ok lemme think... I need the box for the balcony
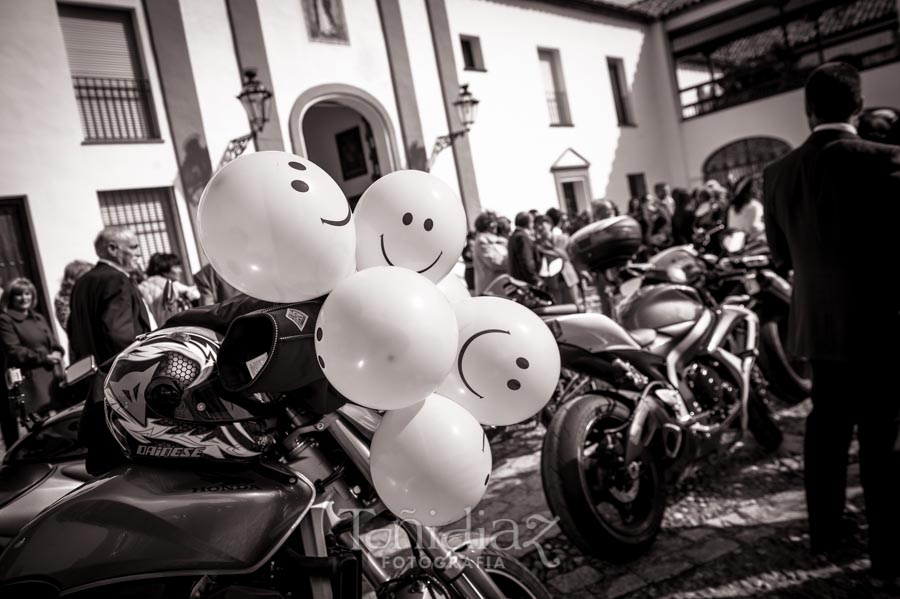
[72,76,160,141]
[546,91,573,126]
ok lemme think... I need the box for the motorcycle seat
[533,304,580,317]
[627,328,657,347]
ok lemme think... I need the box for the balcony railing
[546,91,572,125]
[680,41,900,119]
[72,76,159,141]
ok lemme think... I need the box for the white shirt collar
[99,258,131,277]
[813,122,857,135]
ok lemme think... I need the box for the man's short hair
[805,62,862,123]
[94,226,136,259]
[514,211,532,228]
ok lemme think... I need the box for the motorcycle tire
[747,391,783,452]
[758,318,811,404]
[479,547,553,599]
[541,393,665,561]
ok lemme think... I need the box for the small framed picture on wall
[336,126,367,180]
[302,0,349,44]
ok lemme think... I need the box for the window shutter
[58,4,143,79]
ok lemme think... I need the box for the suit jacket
[763,129,900,360]
[508,229,541,286]
[67,262,152,363]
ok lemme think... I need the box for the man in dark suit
[508,211,541,286]
[67,226,153,364]
[763,62,900,585]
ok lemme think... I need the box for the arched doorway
[703,136,791,188]
[289,84,399,209]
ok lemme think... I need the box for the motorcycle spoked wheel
[478,547,553,599]
[758,316,811,404]
[541,393,665,561]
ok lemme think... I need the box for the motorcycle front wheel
[541,393,665,561]
[479,547,552,599]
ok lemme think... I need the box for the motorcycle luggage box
[0,463,315,594]
[568,216,642,271]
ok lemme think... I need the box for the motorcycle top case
[568,216,642,271]
[0,463,315,593]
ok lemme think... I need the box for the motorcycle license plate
[744,275,760,295]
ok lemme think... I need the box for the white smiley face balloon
[198,151,356,302]
[354,170,467,283]
[371,394,493,526]
[436,296,561,426]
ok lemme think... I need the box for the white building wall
[254,0,404,172]
[441,0,676,217]
[398,0,464,197]
[180,0,248,171]
[0,0,185,346]
[679,61,900,187]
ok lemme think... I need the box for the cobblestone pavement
[364,399,899,598]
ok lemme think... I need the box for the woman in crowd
[54,259,93,330]
[472,211,508,295]
[727,175,765,237]
[0,279,17,448]
[139,253,200,327]
[496,216,512,239]
[0,278,64,418]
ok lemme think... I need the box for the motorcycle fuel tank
[552,313,640,353]
[618,284,706,333]
[0,462,315,593]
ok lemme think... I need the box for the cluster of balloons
[199,151,560,526]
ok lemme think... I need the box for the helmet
[104,326,276,462]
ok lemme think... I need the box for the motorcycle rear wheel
[747,390,783,452]
[758,317,811,404]
[541,393,665,561]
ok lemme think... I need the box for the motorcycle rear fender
[0,463,316,594]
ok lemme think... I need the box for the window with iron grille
[58,4,159,142]
[538,48,573,126]
[98,188,186,271]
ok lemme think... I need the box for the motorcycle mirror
[64,355,97,387]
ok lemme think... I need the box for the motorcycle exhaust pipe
[661,423,683,459]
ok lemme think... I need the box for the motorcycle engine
[683,357,740,424]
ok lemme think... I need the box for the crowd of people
[0,226,240,449]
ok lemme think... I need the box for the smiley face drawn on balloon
[379,211,443,274]
[457,328,531,399]
[288,161,352,227]
[354,170,467,283]
[436,296,561,426]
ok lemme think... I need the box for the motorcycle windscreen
[0,463,315,592]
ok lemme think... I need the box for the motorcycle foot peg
[661,423,683,459]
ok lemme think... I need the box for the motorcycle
[0,355,550,598]
[634,226,810,403]
[540,217,782,560]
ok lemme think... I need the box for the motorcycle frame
[624,304,759,466]
[293,415,508,599]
